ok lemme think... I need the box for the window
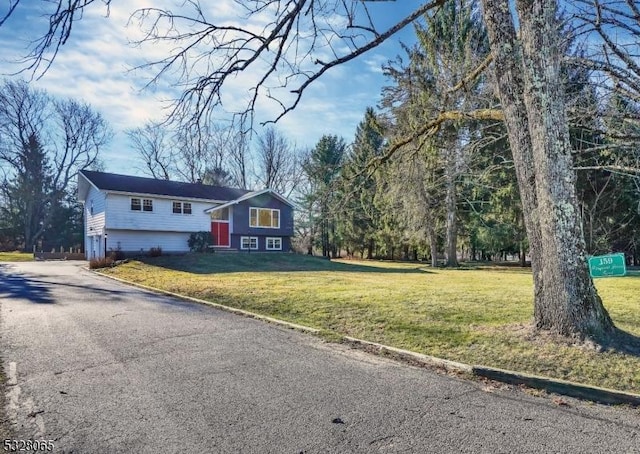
[90,199,94,215]
[241,236,258,250]
[266,237,282,251]
[173,201,193,215]
[211,207,229,220]
[249,207,280,228]
[132,198,153,212]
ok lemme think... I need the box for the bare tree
[1,1,113,77]
[128,120,240,184]
[227,127,250,189]
[209,122,250,189]
[255,127,302,196]
[569,1,640,177]
[5,0,637,337]
[0,79,111,248]
[127,122,174,180]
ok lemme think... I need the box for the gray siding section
[229,193,293,252]
[232,194,294,237]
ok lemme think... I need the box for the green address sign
[588,253,627,278]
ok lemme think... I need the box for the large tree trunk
[482,0,613,337]
[482,0,544,306]
[517,0,612,335]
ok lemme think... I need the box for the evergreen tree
[303,135,345,257]
[1,133,53,249]
[339,108,384,258]
[380,0,490,266]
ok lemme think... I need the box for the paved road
[1,261,639,453]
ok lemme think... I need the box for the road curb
[472,366,640,406]
[94,269,640,407]
[341,336,473,374]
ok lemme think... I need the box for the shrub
[108,249,126,261]
[89,256,114,269]
[188,231,214,252]
[148,246,163,257]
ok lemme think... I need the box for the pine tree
[4,133,53,249]
[303,135,345,257]
[339,108,384,257]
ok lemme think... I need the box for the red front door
[211,221,230,247]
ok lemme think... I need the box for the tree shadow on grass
[596,328,640,357]
[137,253,435,275]
[0,264,55,304]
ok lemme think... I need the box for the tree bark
[516,0,613,335]
[482,0,613,337]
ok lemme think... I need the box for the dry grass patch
[0,251,33,262]
[101,254,640,393]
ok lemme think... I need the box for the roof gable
[80,170,251,201]
[204,188,298,213]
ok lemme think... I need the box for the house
[77,170,295,259]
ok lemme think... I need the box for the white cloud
[0,0,403,176]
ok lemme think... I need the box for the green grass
[102,253,640,394]
[0,251,33,262]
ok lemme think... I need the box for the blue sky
[0,1,420,177]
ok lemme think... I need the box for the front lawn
[101,254,640,394]
[0,252,33,262]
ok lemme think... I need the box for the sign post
[588,253,627,278]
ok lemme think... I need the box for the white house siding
[106,230,192,253]
[106,194,212,232]
[85,185,106,259]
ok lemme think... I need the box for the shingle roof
[80,170,251,201]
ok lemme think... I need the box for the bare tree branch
[574,165,640,175]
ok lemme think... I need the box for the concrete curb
[472,366,640,406]
[341,336,473,374]
[94,269,640,407]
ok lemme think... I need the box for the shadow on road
[0,264,55,304]
[22,278,136,301]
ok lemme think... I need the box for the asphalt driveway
[1,261,639,453]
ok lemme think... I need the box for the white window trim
[130,197,142,211]
[172,201,183,214]
[266,237,282,251]
[240,236,258,250]
[131,197,153,212]
[172,201,193,215]
[142,198,154,212]
[249,207,281,229]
